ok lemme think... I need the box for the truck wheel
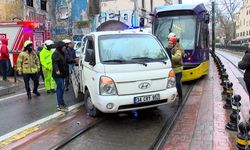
[76,92,84,102]
[84,90,101,117]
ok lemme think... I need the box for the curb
[0,80,24,97]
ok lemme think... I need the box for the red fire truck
[0,21,48,74]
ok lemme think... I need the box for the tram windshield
[154,15,196,50]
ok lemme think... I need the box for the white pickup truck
[71,31,177,117]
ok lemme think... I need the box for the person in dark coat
[238,40,250,99]
[52,41,68,111]
[62,39,78,91]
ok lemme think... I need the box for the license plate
[134,94,160,104]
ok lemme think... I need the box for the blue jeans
[54,77,65,105]
[175,72,183,100]
[0,60,8,80]
[68,64,74,75]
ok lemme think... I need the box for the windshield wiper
[103,59,148,66]
[103,59,127,63]
[132,57,167,65]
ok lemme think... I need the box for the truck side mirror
[85,49,96,66]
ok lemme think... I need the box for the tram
[152,3,210,81]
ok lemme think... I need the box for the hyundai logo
[138,82,151,89]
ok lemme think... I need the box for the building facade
[53,0,89,41]
[235,0,250,41]
[0,0,54,49]
[0,0,23,21]
[95,0,171,31]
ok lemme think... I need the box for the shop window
[243,31,245,36]
[41,0,47,11]
[26,0,33,7]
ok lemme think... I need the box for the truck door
[82,36,96,95]
[71,36,87,98]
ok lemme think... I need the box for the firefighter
[17,40,40,99]
[168,36,184,104]
[40,40,55,94]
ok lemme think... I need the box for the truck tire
[84,90,101,117]
[76,92,84,102]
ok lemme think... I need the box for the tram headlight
[167,70,176,89]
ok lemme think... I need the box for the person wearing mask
[238,40,250,104]
[167,36,184,104]
[52,41,68,111]
[40,40,55,94]
[17,40,40,99]
[62,39,78,91]
[0,38,10,81]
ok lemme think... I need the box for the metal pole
[212,1,215,54]
[134,0,139,27]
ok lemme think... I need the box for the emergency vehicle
[0,21,46,74]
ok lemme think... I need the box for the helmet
[24,40,32,48]
[44,40,54,46]
[168,37,177,44]
[168,32,176,39]
[62,39,71,44]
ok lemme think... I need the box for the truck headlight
[167,70,176,89]
[99,76,117,95]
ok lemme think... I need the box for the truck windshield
[153,15,196,50]
[98,34,168,63]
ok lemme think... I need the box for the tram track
[50,118,105,150]
[49,83,195,150]
[150,82,195,150]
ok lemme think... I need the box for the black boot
[33,91,41,96]
[27,93,32,100]
[50,89,56,93]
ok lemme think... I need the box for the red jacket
[0,38,9,61]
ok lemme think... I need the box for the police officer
[17,40,40,99]
[168,36,184,103]
[40,40,55,94]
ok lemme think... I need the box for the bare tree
[206,0,242,42]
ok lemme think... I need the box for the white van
[71,31,177,117]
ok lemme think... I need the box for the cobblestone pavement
[163,56,237,150]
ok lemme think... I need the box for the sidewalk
[162,56,242,150]
[0,76,23,97]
